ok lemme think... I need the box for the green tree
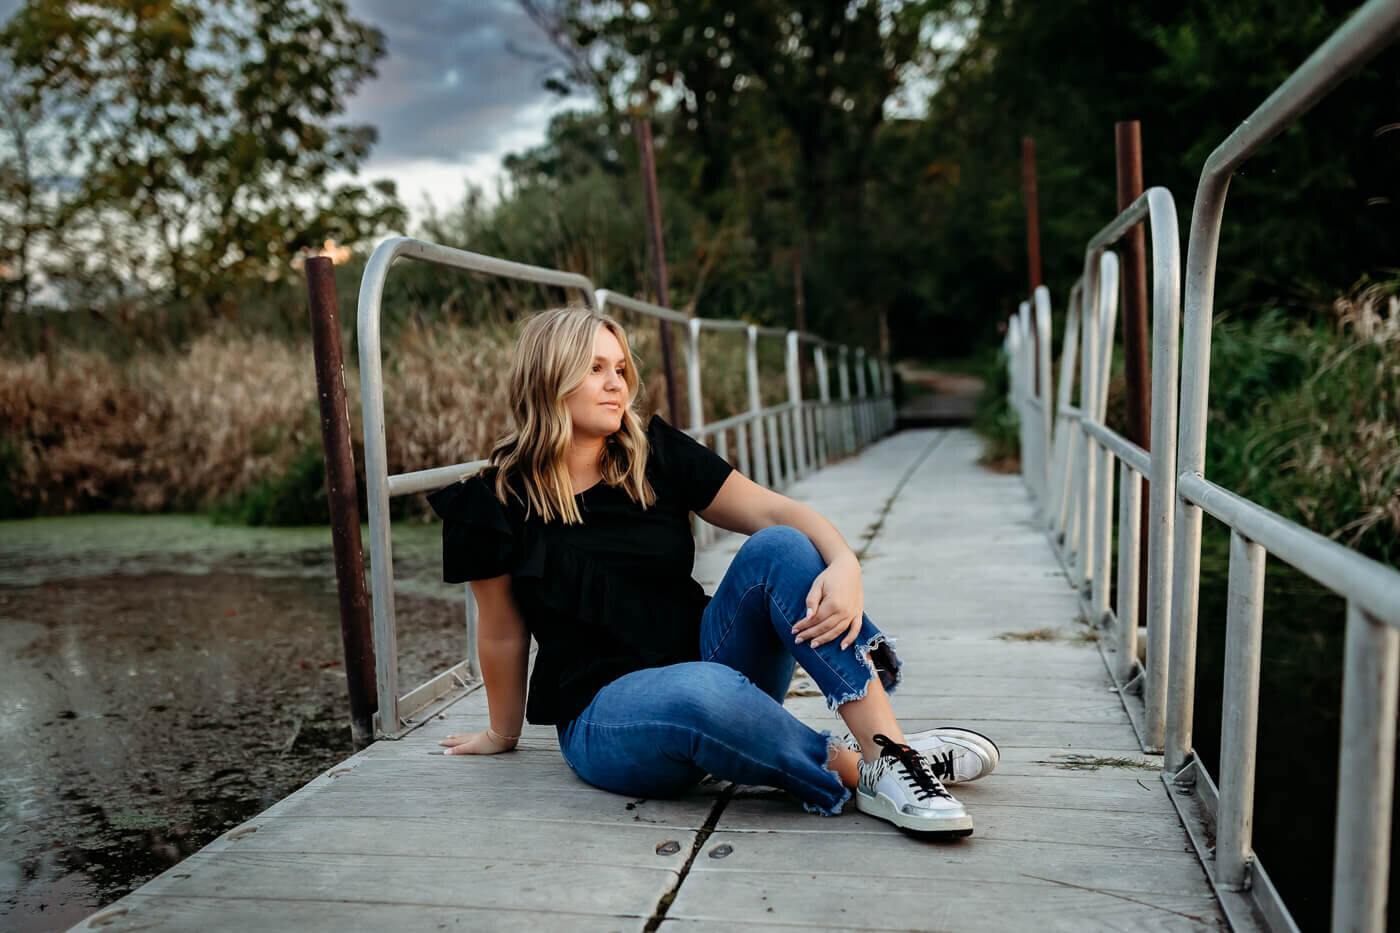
[886,0,1399,351]
[589,0,953,344]
[0,0,405,316]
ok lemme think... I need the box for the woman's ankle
[826,744,861,788]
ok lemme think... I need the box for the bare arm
[699,471,866,650]
[699,470,856,567]
[440,574,530,755]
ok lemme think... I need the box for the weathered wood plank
[124,851,678,916]
[784,693,1129,724]
[207,814,699,867]
[772,707,1147,751]
[100,895,644,933]
[261,779,709,828]
[687,830,1208,895]
[663,874,1224,932]
[715,798,1191,851]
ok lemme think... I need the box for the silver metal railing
[1006,3,1400,930]
[356,237,895,739]
[1010,187,1181,752]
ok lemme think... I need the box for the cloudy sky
[0,0,580,222]
[340,0,579,219]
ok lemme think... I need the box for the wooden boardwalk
[79,428,1225,931]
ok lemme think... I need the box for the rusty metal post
[1021,136,1043,293]
[1116,121,1152,628]
[635,118,680,423]
[1021,136,1043,384]
[305,256,377,750]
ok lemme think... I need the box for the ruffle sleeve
[425,473,519,583]
[646,414,735,512]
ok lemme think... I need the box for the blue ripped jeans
[556,525,902,815]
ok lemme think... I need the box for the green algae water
[0,515,462,931]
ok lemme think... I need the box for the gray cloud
[343,0,582,162]
[0,0,576,165]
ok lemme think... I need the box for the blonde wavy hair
[485,307,655,523]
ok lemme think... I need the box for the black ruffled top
[425,415,735,725]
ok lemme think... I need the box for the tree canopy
[0,0,404,317]
[431,0,1397,357]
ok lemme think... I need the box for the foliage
[0,314,770,523]
[0,0,405,316]
[897,0,1398,349]
[493,0,1398,358]
[1205,287,1400,565]
[972,351,1019,468]
[211,443,326,526]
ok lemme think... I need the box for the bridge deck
[81,429,1224,931]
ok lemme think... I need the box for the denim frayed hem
[800,731,853,816]
[824,631,903,713]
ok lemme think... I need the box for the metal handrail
[1009,4,1400,930]
[358,238,599,740]
[1165,5,1400,931]
[357,237,895,739]
[1011,185,1181,753]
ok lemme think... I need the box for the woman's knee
[658,662,751,726]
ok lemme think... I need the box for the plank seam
[643,785,734,931]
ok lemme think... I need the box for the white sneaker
[855,734,974,837]
[842,727,999,784]
[908,727,1000,783]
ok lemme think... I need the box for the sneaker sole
[855,788,974,838]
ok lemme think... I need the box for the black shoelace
[873,733,952,802]
[926,750,958,781]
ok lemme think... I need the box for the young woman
[427,307,998,836]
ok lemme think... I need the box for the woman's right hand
[440,729,517,756]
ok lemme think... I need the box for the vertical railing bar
[736,417,751,478]
[1092,441,1115,624]
[686,319,704,541]
[686,318,703,434]
[1332,601,1399,932]
[1095,252,1120,421]
[463,586,479,683]
[1217,529,1266,891]
[1115,462,1142,683]
[1051,280,1083,536]
[746,326,769,488]
[786,331,807,477]
[852,347,863,449]
[803,405,816,471]
[1143,187,1182,753]
[768,414,783,488]
[814,346,830,467]
[838,346,853,455]
[1035,286,1054,509]
[781,407,797,486]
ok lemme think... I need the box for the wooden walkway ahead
[80,428,1225,931]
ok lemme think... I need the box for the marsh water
[0,511,1390,930]
[0,516,461,931]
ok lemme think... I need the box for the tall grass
[973,281,1399,565]
[0,310,769,522]
[1207,287,1399,565]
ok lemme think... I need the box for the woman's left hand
[792,555,865,650]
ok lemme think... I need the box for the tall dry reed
[0,313,765,518]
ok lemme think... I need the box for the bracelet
[486,726,520,744]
